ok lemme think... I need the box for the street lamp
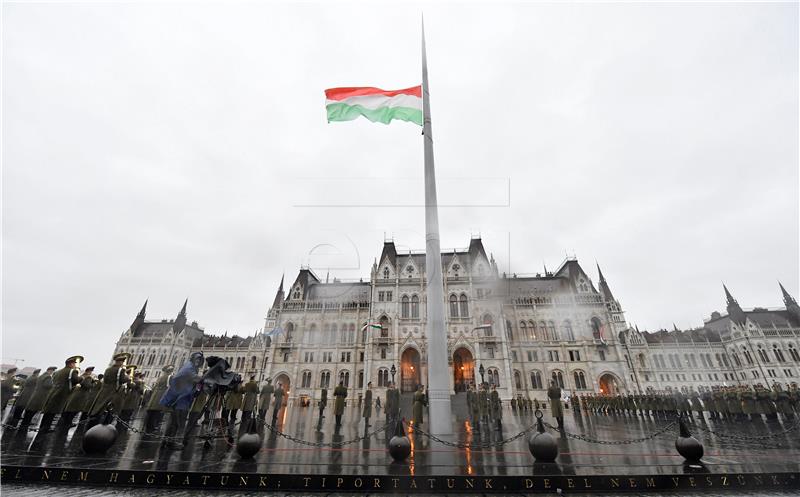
[479,363,485,384]
[390,364,396,383]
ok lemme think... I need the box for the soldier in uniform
[225,382,243,426]
[547,380,564,428]
[20,366,56,427]
[333,381,347,427]
[6,369,39,427]
[271,382,285,423]
[241,375,259,430]
[689,387,702,419]
[741,385,757,421]
[478,383,490,426]
[1,367,20,415]
[61,366,95,428]
[362,381,373,430]
[386,381,400,425]
[39,356,83,432]
[119,371,144,431]
[756,384,777,420]
[467,385,480,428]
[258,378,274,421]
[725,386,743,421]
[412,384,426,426]
[318,386,328,423]
[184,387,210,443]
[490,384,502,430]
[144,365,173,434]
[87,353,132,429]
[788,383,799,414]
[773,383,793,419]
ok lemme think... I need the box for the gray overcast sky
[2,2,798,370]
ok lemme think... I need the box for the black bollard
[388,418,411,463]
[528,410,558,463]
[82,423,117,455]
[236,417,262,459]
[675,414,704,463]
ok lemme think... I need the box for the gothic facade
[111,237,800,404]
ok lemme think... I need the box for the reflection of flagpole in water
[421,18,452,435]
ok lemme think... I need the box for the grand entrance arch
[452,347,475,393]
[400,348,421,393]
[598,373,620,395]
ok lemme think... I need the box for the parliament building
[112,237,800,404]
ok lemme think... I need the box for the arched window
[506,320,514,341]
[487,368,500,387]
[378,368,390,387]
[788,343,800,362]
[459,294,469,317]
[329,323,337,345]
[301,371,312,388]
[379,315,390,338]
[285,322,294,342]
[401,296,410,318]
[530,370,543,389]
[449,295,459,318]
[520,321,527,342]
[482,314,494,337]
[159,353,166,365]
[529,320,537,341]
[547,321,557,341]
[551,370,564,388]
[590,317,603,340]
[773,344,786,362]
[514,370,522,389]
[383,267,390,279]
[320,371,331,388]
[573,371,587,390]
[742,346,754,365]
[357,370,364,389]
[339,370,350,387]
[539,321,548,340]
[251,356,257,369]
[411,295,420,318]
[148,352,156,366]
[730,349,742,367]
[563,320,574,341]
[757,345,770,363]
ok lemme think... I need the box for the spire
[596,263,616,302]
[723,284,747,326]
[271,274,285,310]
[673,323,679,332]
[173,298,188,334]
[129,299,147,336]
[779,281,800,326]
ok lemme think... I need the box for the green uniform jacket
[147,374,170,411]
[741,391,757,415]
[725,392,743,414]
[756,390,776,415]
[363,389,373,419]
[478,390,489,416]
[273,387,285,411]
[1,376,19,409]
[122,380,144,411]
[26,373,54,412]
[333,385,347,415]
[319,388,328,409]
[242,381,259,412]
[13,374,39,410]
[412,391,426,425]
[259,384,274,412]
[547,386,563,418]
[190,391,209,413]
[490,390,502,419]
[775,391,793,415]
[385,387,399,416]
[42,367,81,414]
[225,386,243,410]
[89,365,130,416]
[467,390,479,416]
[64,376,94,413]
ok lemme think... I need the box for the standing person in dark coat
[160,352,203,449]
[7,369,39,427]
[333,381,347,427]
[478,383,490,426]
[362,382,373,431]
[547,381,564,428]
[61,367,94,427]
[258,378,274,421]
[21,367,56,427]
[144,365,173,434]
[40,356,83,432]
[490,384,502,430]
[412,384,426,426]
[272,382,285,423]
[385,382,400,425]
[318,387,328,423]
[87,353,131,428]
[1,367,20,415]
[119,371,144,431]
[466,385,479,426]
[241,375,259,430]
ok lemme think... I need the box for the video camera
[199,356,242,397]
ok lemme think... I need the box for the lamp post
[390,364,397,384]
[479,363,485,385]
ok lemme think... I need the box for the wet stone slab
[2,401,800,493]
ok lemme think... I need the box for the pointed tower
[596,263,627,336]
[271,274,285,311]
[779,282,800,326]
[129,299,147,336]
[173,298,188,334]
[723,284,747,327]
[596,263,615,302]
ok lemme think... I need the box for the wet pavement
[2,394,800,482]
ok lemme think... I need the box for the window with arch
[449,294,459,317]
[742,346,754,365]
[357,370,364,389]
[377,368,390,387]
[551,370,564,388]
[730,349,742,367]
[285,322,294,342]
[487,368,500,387]
[148,352,156,366]
[573,370,587,390]
[293,287,301,300]
[251,356,257,369]
[590,317,603,340]
[562,320,575,341]
[547,321,557,341]
[482,314,494,337]
[514,370,522,389]
[506,319,514,341]
[383,267,390,279]
[459,294,469,317]
[301,371,312,388]
[530,370,543,389]
[520,321,527,342]
[320,371,331,388]
[339,370,350,387]
[539,321,548,340]
[773,344,786,362]
[159,353,166,365]
[379,316,390,338]
[401,296,410,318]
[529,320,538,341]
[788,343,800,362]
[328,323,337,345]
[411,295,420,318]
[137,352,145,365]
[757,345,770,363]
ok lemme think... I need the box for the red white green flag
[325,86,422,126]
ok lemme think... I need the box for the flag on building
[264,327,284,337]
[324,86,422,125]
[361,322,384,331]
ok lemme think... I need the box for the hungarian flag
[361,322,384,331]
[325,86,422,126]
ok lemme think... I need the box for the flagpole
[421,19,452,435]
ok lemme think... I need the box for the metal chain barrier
[258,418,387,448]
[543,419,678,445]
[694,416,800,442]
[404,419,539,449]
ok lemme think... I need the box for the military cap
[162,365,175,373]
[65,355,84,365]
[113,352,132,363]
[46,366,57,372]
[32,368,41,375]
[83,366,95,373]
[6,367,17,375]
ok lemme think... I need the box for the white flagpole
[422,18,453,435]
